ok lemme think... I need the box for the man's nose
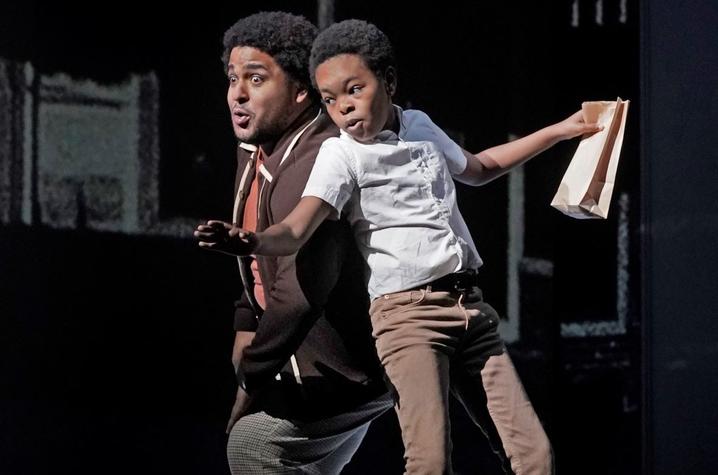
[229,82,249,104]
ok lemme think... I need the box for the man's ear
[295,87,310,104]
[384,66,397,97]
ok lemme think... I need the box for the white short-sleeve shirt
[302,107,483,299]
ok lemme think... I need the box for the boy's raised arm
[195,196,333,257]
[455,109,602,186]
[253,197,333,255]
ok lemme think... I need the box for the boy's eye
[349,85,362,95]
[322,97,336,105]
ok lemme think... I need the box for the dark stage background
[1,1,716,474]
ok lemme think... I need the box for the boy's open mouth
[345,118,363,132]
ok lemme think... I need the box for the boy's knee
[404,448,451,475]
[514,432,553,475]
[533,433,554,474]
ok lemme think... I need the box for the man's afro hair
[309,19,396,88]
[222,11,317,90]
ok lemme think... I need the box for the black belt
[419,269,479,292]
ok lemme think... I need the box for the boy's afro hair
[309,19,396,87]
[222,11,317,90]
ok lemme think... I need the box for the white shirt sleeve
[405,110,468,176]
[302,138,357,218]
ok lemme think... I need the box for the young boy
[197,19,600,475]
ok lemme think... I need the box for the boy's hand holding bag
[551,98,629,219]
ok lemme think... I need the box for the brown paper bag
[551,98,629,219]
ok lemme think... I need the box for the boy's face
[315,54,395,143]
[226,46,308,145]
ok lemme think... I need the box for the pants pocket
[379,289,427,319]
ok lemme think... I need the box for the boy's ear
[384,66,397,97]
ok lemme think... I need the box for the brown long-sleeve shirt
[232,106,385,419]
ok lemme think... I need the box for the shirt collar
[238,142,258,153]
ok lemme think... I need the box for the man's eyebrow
[242,62,270,72]
[227,62,270,75]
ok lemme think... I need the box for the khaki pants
[369,287,553,475]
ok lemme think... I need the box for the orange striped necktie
[242,147,265,233]
[242,147,267,309]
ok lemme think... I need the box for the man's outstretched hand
[194,220,257,256]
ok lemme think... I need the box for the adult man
[195,11,391,474]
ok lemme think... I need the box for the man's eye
[250,75,263,84]
[228,74,238,83]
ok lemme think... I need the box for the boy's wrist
[244,231,260,255]
[546,122,568,143]
[231,229,259,256]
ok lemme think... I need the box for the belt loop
[458,293,469,329]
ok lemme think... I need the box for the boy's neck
[384,103,400,135]
[352,103,400,144]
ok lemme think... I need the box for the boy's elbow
[467,175,488,187]
[277,230,306,256]
[456,173,488,187]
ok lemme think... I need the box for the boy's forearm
[458,124,563,186]
[251,197,334,257]
[253,222,304,256]
[458,109,599,187]
[479,123,562,174]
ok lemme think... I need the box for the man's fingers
[225,387,253,434]
[225,408,241,434]
[226,414,239,434]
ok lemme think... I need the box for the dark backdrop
[2,1,713,474]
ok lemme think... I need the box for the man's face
[315,54,394,143]
[226,46,306,145]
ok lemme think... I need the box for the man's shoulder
[289,112,340,158]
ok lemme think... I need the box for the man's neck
[258,102,318,156]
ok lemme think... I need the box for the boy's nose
[340,101,355,115]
